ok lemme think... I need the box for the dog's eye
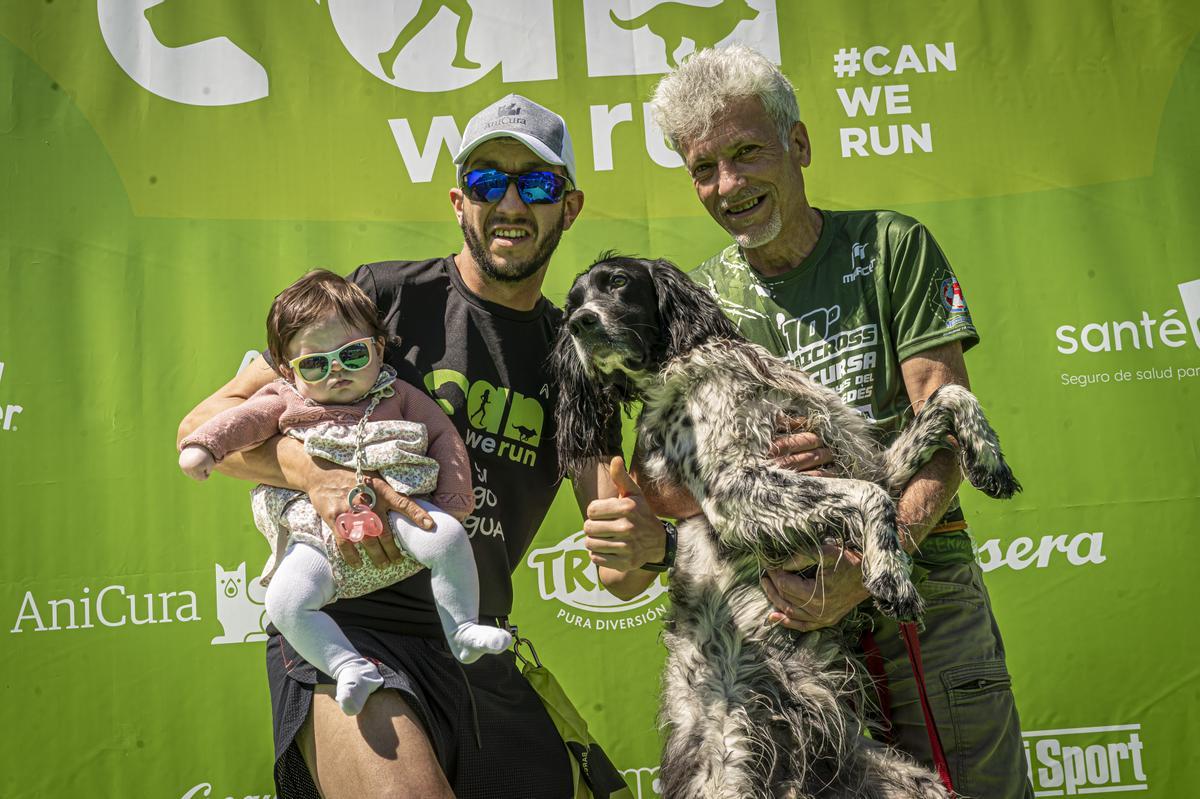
[610,274,628,288]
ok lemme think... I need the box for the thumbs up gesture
[583,456,667,572]
[608,455,642,499]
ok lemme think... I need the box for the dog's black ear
[648,258,743,357]
[549,324,625,479]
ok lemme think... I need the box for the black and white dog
[552,255,1020,799]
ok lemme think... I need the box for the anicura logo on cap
[498,103,521,117]
[526,531,669,631]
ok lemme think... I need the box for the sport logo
[1055,278,1200,354]
[1023,724,1148,795]
[583,0,780,78]
[842,242,876,284]
[526,531,669,630]
[211,562,269,645]
[0,361,23,432]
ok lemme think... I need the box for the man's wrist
[276,436,319,493]
[641,520,677,573]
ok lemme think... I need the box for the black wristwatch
[642,520,678,573]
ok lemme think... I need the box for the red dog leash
[863,624,956,797]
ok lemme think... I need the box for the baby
[179,269,511,714]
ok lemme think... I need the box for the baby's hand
[179,446,216,481]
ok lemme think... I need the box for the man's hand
[303,460,434,568]
[760,545,869,632]
[584,457,667,571]
[769,416,834,475]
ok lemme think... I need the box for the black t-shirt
[322,256,592,635]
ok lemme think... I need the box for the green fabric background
[2,2,1198,796]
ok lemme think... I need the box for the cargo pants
[864,529,1035,799]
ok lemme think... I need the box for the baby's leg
[264,542,383,715]
[390,500,512,662]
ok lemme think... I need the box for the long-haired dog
[552,255,1020,799]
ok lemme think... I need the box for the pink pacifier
[335,485,385,543]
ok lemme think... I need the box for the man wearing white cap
[178,94,657,798]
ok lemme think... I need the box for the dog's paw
[864,571,924,622]
[967,461,1022,500]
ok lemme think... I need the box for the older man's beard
[461,213,565,284]
[731,204,783,250]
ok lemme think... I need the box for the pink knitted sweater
[180,377,473,521]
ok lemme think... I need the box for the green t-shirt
[690,209,979,438]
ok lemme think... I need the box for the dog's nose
[569,308,600,336]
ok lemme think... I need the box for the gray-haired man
[179,94,648,799]
[595,46,1034,798]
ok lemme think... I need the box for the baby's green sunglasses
[287,337,375,384]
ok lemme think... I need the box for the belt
[929,506,967,535]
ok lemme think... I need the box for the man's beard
[731,205,783,249]
[461,213,565,284]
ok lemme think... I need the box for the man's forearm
[895,447,962,550]
[597,565,660,601]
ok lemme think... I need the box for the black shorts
[266,624,574,799]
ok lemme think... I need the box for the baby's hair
[266,269,388,373]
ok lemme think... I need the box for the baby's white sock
[448,622,513,664]
[391,502,513,663]
[332,657,385,716]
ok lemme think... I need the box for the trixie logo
[526,532,669,630]
[1023,724,1148,796]
[211,562,269,645]
[583,0,780,77]
[180,782,276,799]
[1055,279,1200,354]
[0,362,23,432]
[11,583,200,633]
[977,531,1106,573]
[100,0,557,106]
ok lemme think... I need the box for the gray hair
[650,44,800,154]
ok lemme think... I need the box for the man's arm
[572,457,667,601]
[761,340,967,631]
[177,354,431,566]
[177,355,296,484]
[583,425,837,599]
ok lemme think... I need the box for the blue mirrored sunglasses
[462,168,573,205]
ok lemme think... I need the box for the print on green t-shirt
[690,209,979,437]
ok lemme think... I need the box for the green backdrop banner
[3,1,1198,797]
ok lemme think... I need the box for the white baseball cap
[454,93,577,186]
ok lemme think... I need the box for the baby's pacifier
[335,485,385,543]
